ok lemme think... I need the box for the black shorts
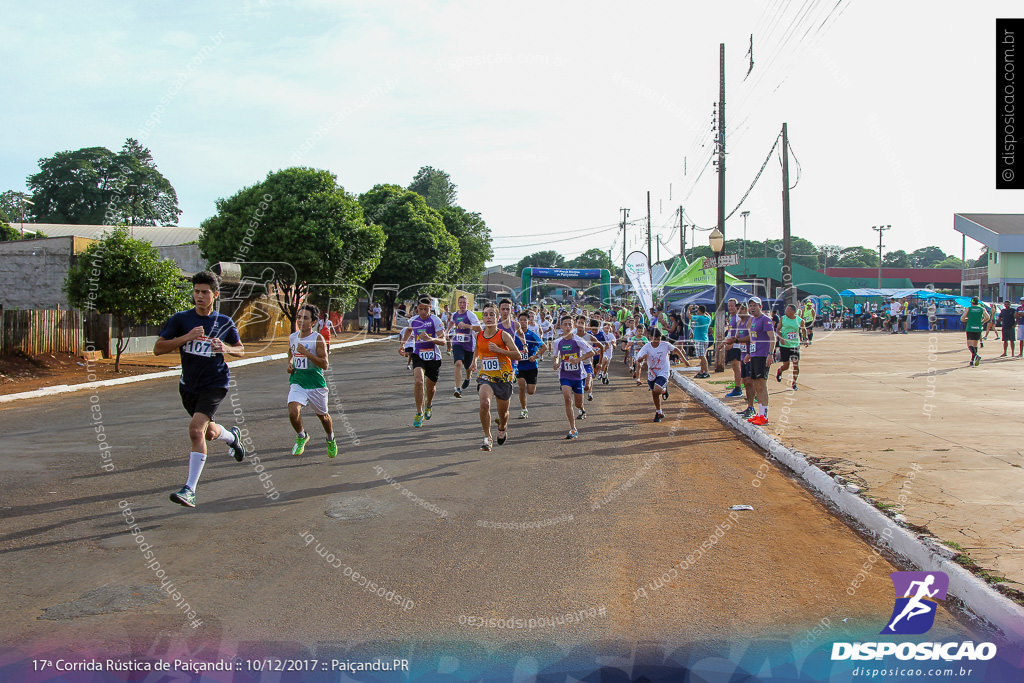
[725,348,742,364]
[179,385,228,419]
[478,376,514,402]
[779,346,800,363]
[411,354,442,383]
[741,361,751,379]
[516,367,538,385]
[966,331,982,341]
[451,345,473,368]
[749,356,770,380]
[1003,327,1017,342]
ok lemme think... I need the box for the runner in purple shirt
[447,295,481,397]
[399,297,447,427]
[553,315,596,440]
[741,297,777,426]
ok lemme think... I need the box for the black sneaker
[577,409,587,420]
[170,486,196,508]
[653,412,664,422]
[462,378,470,390]
[228,426,245,462]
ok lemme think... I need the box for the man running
[287,304,337,457]
[801,300,816,345]
[553,315,596,439]
[960,297,989,366]
[515,311,545,419]
[447,294,480,398]
[398,297,446,426]
[154,271,246,509]
[474,303,522,450]
[575,315,605,402]
[589,317,612,385]
[636,328,684,422]
[775,303,805,390]
[743,297,777,426]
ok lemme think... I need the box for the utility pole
[960,234,966,297]
[714,43,727,371]
[781,123,793,306]
[679,206,685,263]
[646,191,652,266]
[872,224,891,288]
[620,208,630,276]
[741,210,750,275]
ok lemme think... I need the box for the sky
[1,0,1020,269]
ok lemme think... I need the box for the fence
[1,309,84,356]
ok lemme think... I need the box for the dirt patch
[0,351,167,396]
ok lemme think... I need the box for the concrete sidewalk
[688,326,1024,598]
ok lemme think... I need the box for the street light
[709,227,725,372]
[740,210,750,275]
[18,195,34,236]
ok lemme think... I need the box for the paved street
[0,342,973,669]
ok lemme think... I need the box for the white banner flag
[624,251,655,316]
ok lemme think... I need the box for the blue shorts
[560,378,585,394]
[648,376,668,391]
[451,345,473,368]
[584,364,594,376]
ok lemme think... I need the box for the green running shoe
[424,406,432,420]
[326,439,338,458]
[170,486,196,508]
[292,433,310,456]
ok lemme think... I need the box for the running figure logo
[880,571,948,635]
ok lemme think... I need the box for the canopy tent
[664,284,755,310]
[660,258,745,289]
[839,288,938,298]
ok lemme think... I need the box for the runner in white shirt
[635,328,685,422]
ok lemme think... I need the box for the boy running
[154,271,245,508]
[474,304,522,450]
[636,328,684,422]
[288,304,337,457]
[515,311,545,419]
[575,315,605,401]
[553,315,596,439]
[447,295,480,398]
[398,297,447,426]
[960,297,990,366]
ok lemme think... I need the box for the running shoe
[169,485,196,508]
[228,426,245,462]
[326,439,338,458]
[454,388,462,398]
[519,409,528,419]
[653,412,664,422]
[566,429,579,440]
[497,428,508,445]
[776,369,783,383]
[738,407,756,419]
[587,393,594,401]
[462,378,470,390]
[973,356,981,367]
[663,389,669,400]
[748,415,769,426]
[792,383,798,391]
[481,437,493,451]
[424,406,432,420]
[292,433,310,456]
[725,388,744,398]
[413,413,423,428]
[602,375,609,385]
[577,408,587,420]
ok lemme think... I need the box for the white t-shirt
[637,341,675,380]
[603,332,617,358]
[890,302,901,316]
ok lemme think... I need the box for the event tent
[661,258,745,289]
[664,284,755,309]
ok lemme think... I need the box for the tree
[27,139,181,225]
[64,226,190,371]
[200,167,386,325]
[882,249,912,267]
[0,213,18,241]
[910,246,947,268]
[439,205,492,282]
[835,246,880,268]
[408,166,457,211]
[514,250,565,275]
[817,244,844,270]
[0,190,27,223]
[567,248,614,271]
[933,256,965,269]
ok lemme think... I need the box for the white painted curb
[671,369,1024,645]
[0,335,397,404]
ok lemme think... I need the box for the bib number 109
[481,357,500,372]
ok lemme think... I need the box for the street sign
[702,255,740,269]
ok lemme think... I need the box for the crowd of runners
[151,272,818,508]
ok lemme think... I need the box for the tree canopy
[408,166,457,211]
[514,250,565,275]
[439,205,492,283]
[64,226,190,371]
[199,167,386,323]
[27,138,181,225]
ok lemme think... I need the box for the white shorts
[288,385,329,415]
[1017,324,1024,338]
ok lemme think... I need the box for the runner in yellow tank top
[473,303,522,451]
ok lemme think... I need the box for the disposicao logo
[881,571,948,635]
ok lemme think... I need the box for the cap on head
[748,296,762,306]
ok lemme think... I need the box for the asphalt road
[0,341,975,670]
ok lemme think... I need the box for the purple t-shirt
[748,314,775,357]
[449,310,479,350]
[409,314,443,360]
[556,335,593,380]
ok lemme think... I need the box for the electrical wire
[490,224,621,249]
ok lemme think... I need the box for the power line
[490,224,621,249]
[492,221,632,239]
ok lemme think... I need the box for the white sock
[298,430,307,439]
[186,452,207,490]
[326,432,335,441]
[760,405,768,417]
[213,424,236,445]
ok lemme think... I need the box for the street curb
[0,335,397,405]
[671,368,1024,645]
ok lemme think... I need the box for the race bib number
[737,343,748,353]
[481,357,500,372]
[182,337,214,357]
[293,354,309,370]
[562,353,580,372]
[453,332,470,344]
[786,331,798,341]
[418,349,437,361]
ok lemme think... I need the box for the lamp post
[740,210,750,275]
[709,227,726,372]
[18,195,34,236]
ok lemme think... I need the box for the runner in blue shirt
[154,271,246,508]
[515,311,546,419]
